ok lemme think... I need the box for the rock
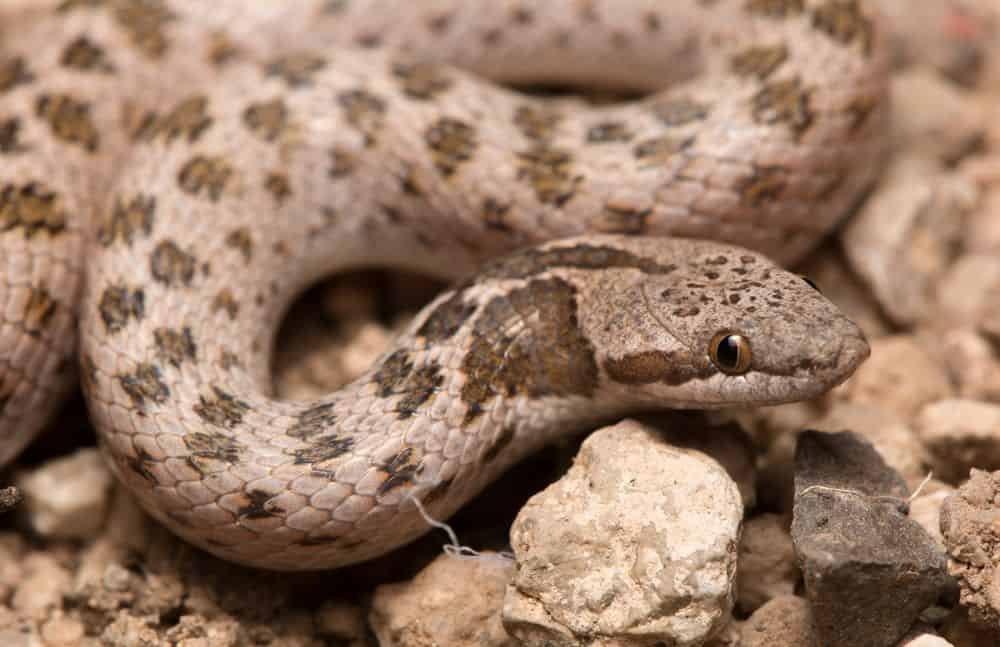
[935,329,1000,403]
[315,600,369,647]
[940,469,1000,629]
[736,513,797,615]
[638,412,757,508]
[792,431,952,647]
[15,448,113,540]
[934,254,1000,328]
[504,419,742,646]
[39,614,85,647]
[898,632,954,647]
[837,335,954,419]
[739,595,819,647]
[890,69,988,164]
[370,551,515,647]
[840,157,975,326]
[917,399,1000,482]
[11,553,73,620]
[810,401,931,484]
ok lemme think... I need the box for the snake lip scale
[0,0,885,570]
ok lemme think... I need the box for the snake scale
[0,0,886,570]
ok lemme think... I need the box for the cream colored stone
[370,551,515,647]
[504,419,742,646]
[15,448,113,540]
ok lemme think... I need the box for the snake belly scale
[0,0,884,569]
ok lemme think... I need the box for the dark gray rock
[792,430,953,647]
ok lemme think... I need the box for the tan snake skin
[0,0,885,569]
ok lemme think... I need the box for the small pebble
[370,551,514,647]
[15,448,112,540]
[916,399,1000,482]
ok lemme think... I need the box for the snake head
[576,236,870,408]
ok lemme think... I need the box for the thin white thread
[406,491,515,564]
[799,471,934,514]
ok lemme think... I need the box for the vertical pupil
[718,336,740,367]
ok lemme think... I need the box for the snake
[0,0,886,570]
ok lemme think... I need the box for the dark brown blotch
[118,362,169,410]
[514,105,562,142]
[60,35,116,73]
[425,117,477,177]
[125,446,158,483]
[752,78,814,136]
[264,52,326,86]
[184,429,245,465]
[416,291,477,342]
[731,44,788,79]
[264,171,292,203]
[0,182,67,238]
[98,284,145,334]
[194,386,250,429]
[225,228,253,262]
[111,0,175,59]
[23,287,57,337]
[153,326,196,367]
[744,0,804,16]
[329,147,358,178]
[242,98,288,142]
[633,135,693,167]
[177,154,233,201]
[480,243,678,281]
[597,201,650,235]
[460,277,598,424]
[0,56,33,93]
[133,95,212,144]
[652,97,710,126]
[392,62,453,100]
[586,121,633,144]
[237,489,281,519]
[377,447,421,496]
[97,194,155,247]
[603,350,714,386]
[811,0,874,53]
[150,240,196,287]
[35,93,99,152]
[516,146,579,206]
[212,288,240,320]
[0,118,26,154]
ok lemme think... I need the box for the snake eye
[709,332,752,375]
[799,275,821,292]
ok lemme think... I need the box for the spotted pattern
[0,0,886,571]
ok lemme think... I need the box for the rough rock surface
[940,469,1000,629]
[370,552,515,647]
[504,419,743,646]
[739,595,819,647]
[792,431,952,647]
[917,399,1000,482]
[735,513,797,615]
[15,449,113,540]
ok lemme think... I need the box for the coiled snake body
[1,0,884,569]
